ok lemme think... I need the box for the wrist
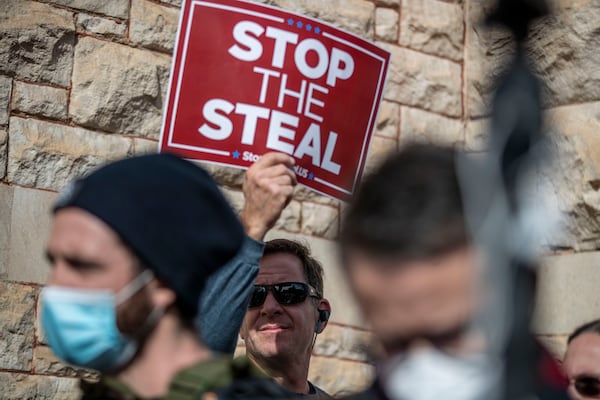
[241,210,268,241]
[246,225,267,241]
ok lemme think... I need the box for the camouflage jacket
[79,355,298,400]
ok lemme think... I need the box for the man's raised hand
[241,152,297,241]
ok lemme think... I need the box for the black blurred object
[468,0,567,399]
[487,0,549,40]
[491,53,543,211]
[489,52,544,400]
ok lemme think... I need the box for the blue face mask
[40,270,155,372]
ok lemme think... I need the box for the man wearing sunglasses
[563,319,600,399]
[198,152,298,354]
[240,238,332,397]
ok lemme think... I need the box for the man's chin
[253,345,287,360]
[251,336,284,353]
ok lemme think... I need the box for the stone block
[275,199,301,233]
[133,138,159,155]
[46,0,129,19]
[382,44,462,117]
[70,37,171,138]
[267,0,375,37]
[0,184,13,278]
[540,103,600,250]
[130,0,180,52]
[34,346,99,379]
[0,127,7,179]
[36,296,48,345]
[0,373,81,400]
[376,0,400,6]
[549,0,598,7]
[375,8,398,42]
[399,0,464,61]
[400,107,464,146]
[533,251,600,336]
[365,135,397,173]
[375,100,400,139]
[7,187,57,284]
[301,202,339,240]
[12,81,68,120]
[0,76,11,125]
[76,13,127,37]
[7,116,133,191]
[308,356,374,397]
[264,230,365,328]
[313,324,373,362]
[293,185,340,206]
[526,5,600,107]
[0,1,75,87]
[464,2,515,118]
[201,163,245,189]
[0,282,36,371]
[161,0,182,6]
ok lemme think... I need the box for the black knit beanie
[53,153,244,317]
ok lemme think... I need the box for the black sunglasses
[574,376,600,398]
[248,282,320,308]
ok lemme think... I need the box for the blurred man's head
[564,319,600,400]
[340,143,480,353]
[240,239,331,368]
[43,154,244,372]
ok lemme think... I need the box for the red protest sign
[160,0,390,201]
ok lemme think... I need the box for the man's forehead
[51,208,117,243]
[257,252,306,282]
[347,246,477,268]
[565,333,600,373]
[568,333,600,353]
[49,208,136,265]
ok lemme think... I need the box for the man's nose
[259,291,283,315]
[48,259,76,287]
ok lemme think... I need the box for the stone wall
[0,0,599,397]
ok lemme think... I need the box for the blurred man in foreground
[339,143,567,400]
[42,154,294,399]
[563,319,600,400]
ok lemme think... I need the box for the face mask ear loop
[115,269,155,305]
[133,306,165,341]
[114,270,163,346]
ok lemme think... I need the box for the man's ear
[239,320,248,340]
[315,299,332,334]
[149,278,176,309]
